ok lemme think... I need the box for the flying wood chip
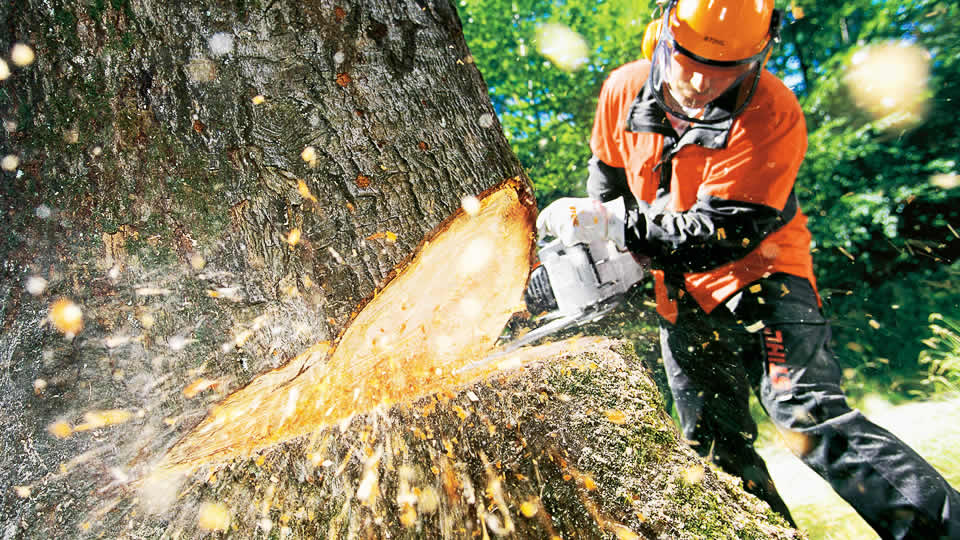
[160,179,536,469]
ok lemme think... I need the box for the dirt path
[757,393,960,539]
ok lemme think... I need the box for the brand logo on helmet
[704,35,726,46]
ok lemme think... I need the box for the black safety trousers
[661,273,960,539]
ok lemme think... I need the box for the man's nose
[688,71,705,92]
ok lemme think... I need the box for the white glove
[536,196,626,249]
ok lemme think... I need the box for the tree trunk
[2,0,519,323]
[1,0,526,534]
[0,1,802,538]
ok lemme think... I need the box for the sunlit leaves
[795,1,960,269]
[919,314,960,392]
[460,0,651,206]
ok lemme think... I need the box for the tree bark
[0,1,802,538]
[1,0,526,535]
[2,0,519,322]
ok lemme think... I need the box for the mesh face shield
[649,9,773,125]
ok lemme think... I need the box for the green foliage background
[459,0,960,397]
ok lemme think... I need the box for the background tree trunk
[0,1,801,538]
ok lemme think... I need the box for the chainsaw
[495,237,647,354]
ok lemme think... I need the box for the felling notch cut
[160,178,537,469]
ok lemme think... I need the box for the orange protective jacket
[588,60,818,323]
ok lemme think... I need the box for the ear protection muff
[641,18,662,60]
[641,1,668,60]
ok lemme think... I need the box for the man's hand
[536,197,626,249]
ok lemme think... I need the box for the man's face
[664,52,756,112]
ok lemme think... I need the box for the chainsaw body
[499,238,646,352]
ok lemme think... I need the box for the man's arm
[624,193,794,274]
[586,155,629,202]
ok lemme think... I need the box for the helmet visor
[650,22,769,124]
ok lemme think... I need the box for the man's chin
[679,94,716,109]
[666,88,709,114]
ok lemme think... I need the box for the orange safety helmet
[643,0,779,62]
[672,0,776,62]
[645,0,782,124]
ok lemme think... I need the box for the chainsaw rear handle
[525,264,559,316]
